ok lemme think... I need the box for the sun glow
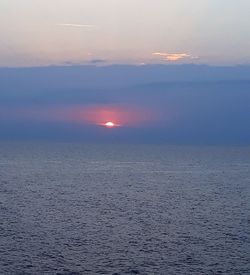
[45,105,152,128]
[104,121,120,128]
[105,121,115,127]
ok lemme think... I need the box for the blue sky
[0,0,250,66]
[0,65,250,144]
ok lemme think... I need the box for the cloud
[152,52,198,61]
[57,23,96,29]
[89,59,107,64]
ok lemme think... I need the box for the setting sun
[104,121,121,128]
[98,121,121,128]
[105,122,115,128]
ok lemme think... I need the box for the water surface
[0,143,250,274]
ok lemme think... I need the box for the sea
[0,142,250,275]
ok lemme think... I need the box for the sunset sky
[1,65,250,143]
[1,1,250,144]
[1,0,250,67]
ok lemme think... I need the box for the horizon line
[1,63,250,70]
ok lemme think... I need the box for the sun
[105,121,115,128]
[99,121,120,128]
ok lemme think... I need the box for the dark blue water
[0,143,250,274]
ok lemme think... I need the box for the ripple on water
[0,143,250,274]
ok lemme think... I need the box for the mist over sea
[1,142,249,274]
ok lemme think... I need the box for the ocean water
[0,143,249,275]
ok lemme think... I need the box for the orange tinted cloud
[152,52,197,61]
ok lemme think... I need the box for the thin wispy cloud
[89,59,107,64]
[153,52,198,61]
[57,23,96,29]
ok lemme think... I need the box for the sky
[0,0,250,66]
[0,1,250,144]
[1,65,250,144]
